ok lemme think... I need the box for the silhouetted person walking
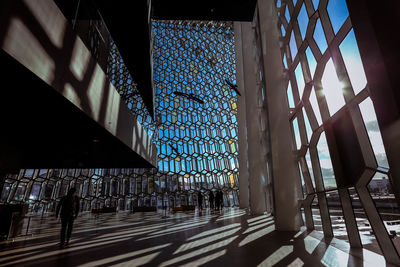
[209,190,214,209]
[56,188,79,248]
[197,191,203,212]
[217,190,223,211]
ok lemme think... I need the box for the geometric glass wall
[275,0,399,257]
[152,20,239,204]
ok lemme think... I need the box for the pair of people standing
[209,190,223,211]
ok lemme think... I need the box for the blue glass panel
[339,29,367,95]
[293,117,301,149]
[327,0,349,34]
[281,24,286,36]
[277,0,281,8]
[313,0,320,10]
[303,108,312,142]
[285,5,290,23]
[298,3,309,40]
[283,53,288,69]
[290,31,298,60]
[306,47,317,77]
[295,63,305,98]
[314,19,328,53]
[317,132,337,190]
[310,87,322,125]
[287,82,295,108]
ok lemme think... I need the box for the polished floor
[0,208,392,266]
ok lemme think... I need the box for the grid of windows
[152,20,239,201]
[275,0,399,257]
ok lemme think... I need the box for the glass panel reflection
[317,132,337,190]
[339,29,367,95]
[321,59,345,115]
[359,98,389,169]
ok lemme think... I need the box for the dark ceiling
[152,0,257,21]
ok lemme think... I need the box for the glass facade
[275,0,399,256]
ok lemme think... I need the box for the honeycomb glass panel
[312,0,320,10]
[287,81,295,108]
[295,62,305,98]
[302,108,312,142]
[310,87,322,125]
[292,117,301,150]
[306,149,316,188]
[313,19,328,54]
[321,58,345,115]
[317,132,337,190]
[359,98,389,169]
[306,47,317,78]
[290,31,298,60]
[298,3,309,40]
[339,29,367,95]
[298,162,307,198]
[285,5,290,23]
[152,20,239,194]
[327,0,350,35]
[281,24,286,36]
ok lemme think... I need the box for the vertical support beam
[235,22,249,209]
[257,0,302,230]
[239,21,266,215]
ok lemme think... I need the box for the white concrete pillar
[235,22,250,209]
[237,21,267,215]
[257,0,303,230]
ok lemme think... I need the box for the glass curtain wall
[274,0,399,257]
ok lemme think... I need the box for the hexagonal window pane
[327,0,349,34]
[312,0,320,10]
[303,108,312,142]
[310,87,323,125]
[339,29,367,95]
[290,31,298,60]
[313,19,328,54]
[306,149,316,188]
[321,58,345,116]
[359,98,389,169]
[317,132,337,190]
[292,117,302,150]
[306,47,317,78]
[295,62,305,98]
[298,3,309,40]
[287,81,295,108]
[285,5,291,23]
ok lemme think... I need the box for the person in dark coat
[209,190,215,209]
[56,188,79,248]
[197,191,203,212]
[217,190,224,211]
